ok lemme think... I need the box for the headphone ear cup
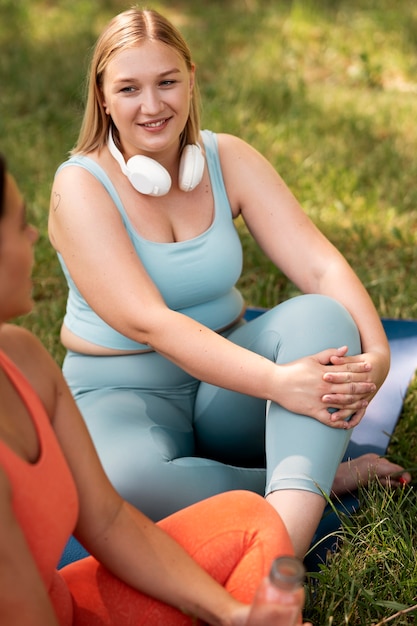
[126,155,172,196]
[179,144,205,192]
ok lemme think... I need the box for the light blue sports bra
[56,130,244,351]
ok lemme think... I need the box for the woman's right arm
[48,166,373,427]
[0,468,59,626]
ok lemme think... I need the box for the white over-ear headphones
[107,128,205,196]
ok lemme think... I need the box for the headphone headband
[107,128,204,196]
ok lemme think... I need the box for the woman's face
[0,173,38,324]
[102,39,195,160]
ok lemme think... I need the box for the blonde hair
[72,7,200,155]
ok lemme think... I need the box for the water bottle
[246,555,306,625]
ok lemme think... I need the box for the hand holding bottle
[246,556,309,626]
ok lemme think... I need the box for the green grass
[306,480,417,624]
[2,0,417,622]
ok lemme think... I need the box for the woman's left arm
[218,133,390,400]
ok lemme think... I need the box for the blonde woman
[49,8,407,560]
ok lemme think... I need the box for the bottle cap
[270,556,306,590]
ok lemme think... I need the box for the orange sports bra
[0,349,79,624]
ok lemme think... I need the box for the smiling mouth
[141,118,169,128]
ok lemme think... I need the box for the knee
[284,294,353,326]
[307,294,361,352]
[276,294,361,358]
[218,490,286,527]
[221,491,294,553]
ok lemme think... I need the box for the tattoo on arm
[53,192,61,212]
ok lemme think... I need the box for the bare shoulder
[0,325,61,415]
[51,158,103,204]
[51,162,88,220]
[216,132,252,153]
[54,156,99,180]
[0,324,58,378]
[214,133,274,212]
[0,324,44,358]
[215,132,270,171]
[49,154,121,254]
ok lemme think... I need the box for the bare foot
[332,453,412,496]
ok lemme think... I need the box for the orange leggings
[60,491,294,625]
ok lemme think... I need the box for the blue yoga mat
[308,317,417,568]
[348,318,417,457]
[58,312,417,570]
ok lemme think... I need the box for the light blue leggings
[63,295,361,522]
